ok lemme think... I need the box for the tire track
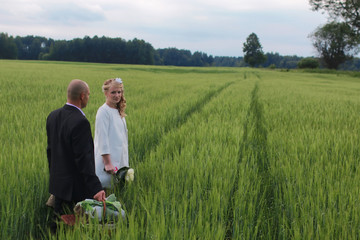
[225,83,279,239]
[135,81,235,162]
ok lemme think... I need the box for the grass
[0,60,359,239]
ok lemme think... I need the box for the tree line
[0,32,359,70]
[0,33,214,66]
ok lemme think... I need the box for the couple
[46,78,132,220]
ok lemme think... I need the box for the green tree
[158,48,192,66]
[191,51,203,66]
[309,0,360,34]
[0,33,17,59]
[297,57,320,69]
[310,21,359,69]
[14,35,51,60]
[126,38,155,65]
[243,33,266,67]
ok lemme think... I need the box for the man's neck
[67,100,82,109]
[66,102,85,116]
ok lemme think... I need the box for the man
[46,79,105,220]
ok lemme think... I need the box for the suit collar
[64,103,86,116]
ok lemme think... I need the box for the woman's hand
[104,163,116,174]
[102,154,116,174]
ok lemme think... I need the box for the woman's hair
[102,78,127,118]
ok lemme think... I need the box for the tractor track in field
[136,81,235,162]
[225,83,279,239]
[137,80,235,239]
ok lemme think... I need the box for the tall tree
[310,21,359,69]
[0,33,17,59]
[243,33,266,67]
[310,0,360,34]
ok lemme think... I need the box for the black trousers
[54,197,75,216]
[50,197,75,233]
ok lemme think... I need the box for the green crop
[0,60,359,239]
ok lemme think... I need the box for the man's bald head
[67,79,89,102]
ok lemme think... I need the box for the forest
[1,33,359,70]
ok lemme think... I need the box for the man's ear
[80,92,85,100]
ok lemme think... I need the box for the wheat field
[0,60,359,239]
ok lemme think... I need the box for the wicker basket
[61,200,109,226]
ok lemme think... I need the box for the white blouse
[94,103,129,188]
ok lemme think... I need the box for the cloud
[42,3,106,23]
[0,1,106,24]
[0,0,327,56]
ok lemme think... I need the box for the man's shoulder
[48,105,86,122]
[47,105,65,119]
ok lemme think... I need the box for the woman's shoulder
[96,103,110,116]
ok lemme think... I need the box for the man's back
[46,104,102,202]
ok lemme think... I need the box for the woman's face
[105,85,123,107]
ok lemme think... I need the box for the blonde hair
[102,78,127,118]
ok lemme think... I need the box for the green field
[0,60,359,239]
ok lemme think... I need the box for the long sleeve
[95,107,111,156]
[46,116,52,169]
[72,118,103,197]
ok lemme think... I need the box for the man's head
[67,79,90,108]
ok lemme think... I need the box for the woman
[94,78,134,189]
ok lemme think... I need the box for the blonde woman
[94,78,134,189]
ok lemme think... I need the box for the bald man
[46,79,105,222]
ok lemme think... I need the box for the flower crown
[115,78,122,84]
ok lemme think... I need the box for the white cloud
[44,4,105,23]
[171,0,311,11]
[0,0,328,56]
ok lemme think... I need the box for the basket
[61,200,107,226]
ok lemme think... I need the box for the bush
[297,58,319,69]
[268,64,276,69]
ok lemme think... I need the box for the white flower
[125,168,134,182]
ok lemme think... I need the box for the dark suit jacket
[46,104,103,202]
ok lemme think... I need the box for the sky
[0,0,329,57]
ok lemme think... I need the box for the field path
[225,82,279,239]
[135,81,235,162]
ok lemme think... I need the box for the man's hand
[93,190,106,202]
